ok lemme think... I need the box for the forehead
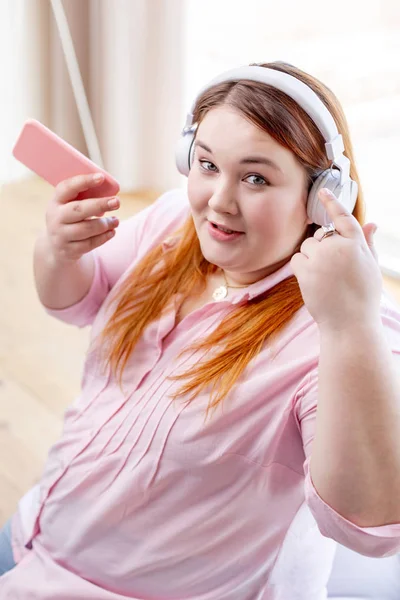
[196,106,297,165]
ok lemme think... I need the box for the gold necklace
[212,271,249,301]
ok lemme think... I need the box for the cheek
[244,203,279,236]
[244,193,307,239]
[187,170,205,213]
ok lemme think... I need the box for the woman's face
[187,106,312,284]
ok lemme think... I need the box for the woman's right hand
[44,172,120,264]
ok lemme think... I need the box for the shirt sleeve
[295,294,400,558]
[43,188,189,328]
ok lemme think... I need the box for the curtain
[0,0,185,192]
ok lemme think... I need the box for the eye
[199,160,218,173]
[245,174,268,186]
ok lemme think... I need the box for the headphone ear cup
[175,128,195,176]
[340,178,358,216]
[307,169,358,226]
[307,169,340,226]
[307,169,338,226]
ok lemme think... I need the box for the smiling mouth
[210,222,243,234]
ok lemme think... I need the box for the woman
[1,61,399,599]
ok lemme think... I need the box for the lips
[209,221,243,234]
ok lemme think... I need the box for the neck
[222,270,249,289]
[221,257,291,288]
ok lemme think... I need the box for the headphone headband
[183,65,348,177]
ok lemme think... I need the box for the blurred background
[0,0,399,523]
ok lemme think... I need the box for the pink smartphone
[12,119,120,199]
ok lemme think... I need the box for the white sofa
[327,542,400,599]
[268,502,400,599]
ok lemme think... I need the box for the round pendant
[212,285,228,301]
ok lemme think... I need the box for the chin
[202,249,251,273]
[199,243,223,267]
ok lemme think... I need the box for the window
[183,0,400,275]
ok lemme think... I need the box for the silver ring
[320,223,336,240]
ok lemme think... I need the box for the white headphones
[175,66,358,227]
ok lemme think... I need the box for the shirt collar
[162,237,179,253]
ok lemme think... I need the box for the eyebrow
[194,140,283,173]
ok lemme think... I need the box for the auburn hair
[100,61,365,411]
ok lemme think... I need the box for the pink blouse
[3,189,400,600]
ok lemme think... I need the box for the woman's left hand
[290,188,382,332]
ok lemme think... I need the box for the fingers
[49,215,119,262]
[290,251,308,278]
[318,188,363,239]
[299,236,320,258]
[60,229,118,261]
[362,223,379,263]
[62,195,120,224]
[314,224,338,242]
[63,215,119,243]
[45,173,121,263]
[54,173,106,204]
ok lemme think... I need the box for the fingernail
[107,197,119,209]
[107,216,119,226]
[93,173,104,183]
[320,187,334,198]
[373,225,378,235]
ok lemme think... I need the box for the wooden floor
[1,177,399,525]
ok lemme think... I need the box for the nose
[207,181,239,215]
